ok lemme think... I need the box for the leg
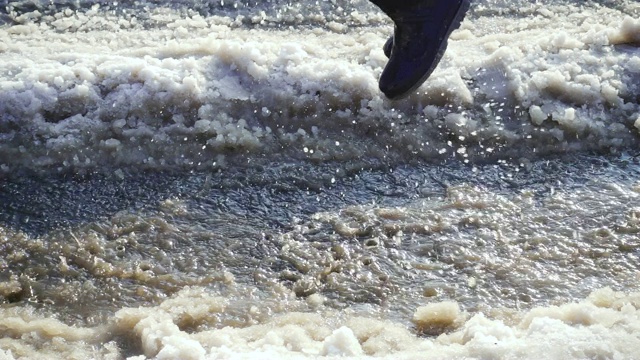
[369,0,425,15]
[370,0,423,58]
[369,0,471,99]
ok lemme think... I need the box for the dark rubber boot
[383,35,393,58]
[376,0,471,99]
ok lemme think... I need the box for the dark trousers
[368,0,428,16]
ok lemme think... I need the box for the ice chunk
[321,326,364,357]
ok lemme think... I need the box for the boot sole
[386,0,471,100]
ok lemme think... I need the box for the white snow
[0,3,639,173]
[2,287,640,359]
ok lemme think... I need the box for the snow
[0,3,639,174]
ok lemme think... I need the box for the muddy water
[2,154,640,358]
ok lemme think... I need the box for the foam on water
[0,2,639,174]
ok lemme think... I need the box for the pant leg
[368,0,430,16]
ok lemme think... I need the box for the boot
[383,35,393,58]
[375,0,471,99]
